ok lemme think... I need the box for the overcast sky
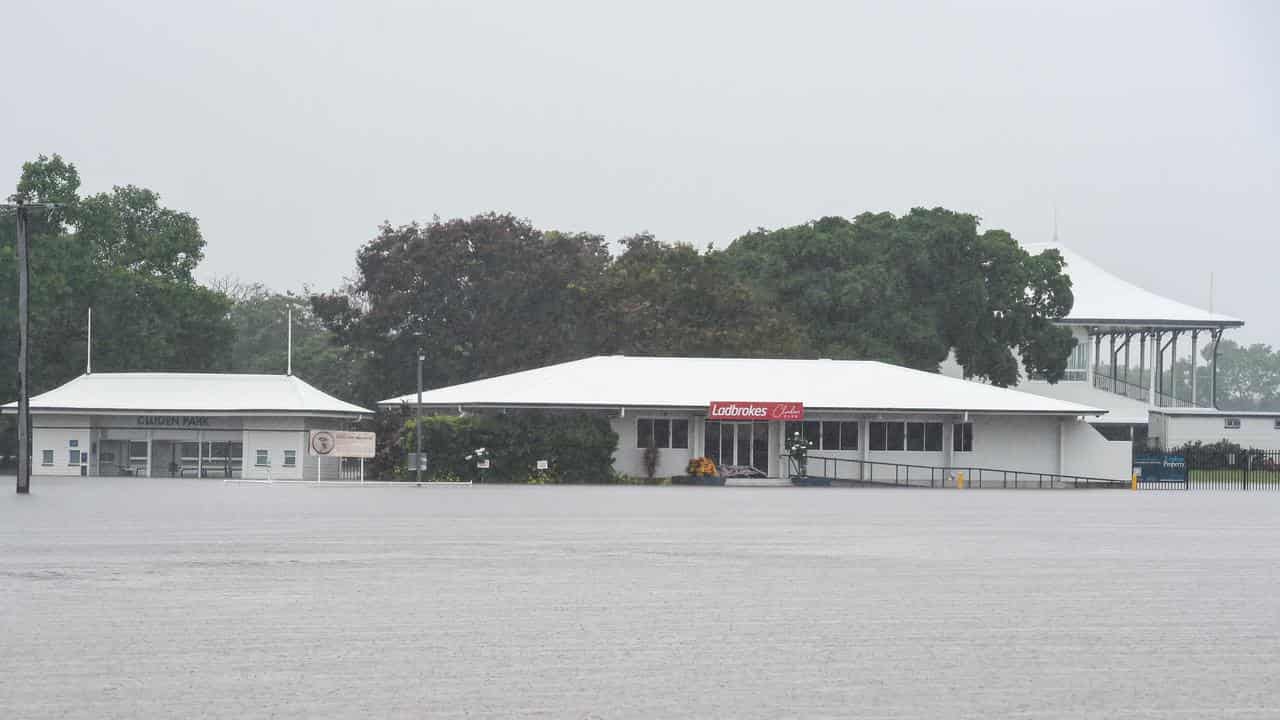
[4,1,1278,342]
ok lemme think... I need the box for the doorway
[704,421,770,474]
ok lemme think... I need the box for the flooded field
[2,477,1278,718]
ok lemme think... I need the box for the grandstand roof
[1023,242,1242,329]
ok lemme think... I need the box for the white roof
[3,373,372,416]
[380,356,1106,416]
[1024,242,1242,329]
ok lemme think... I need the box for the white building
[380,355,1131,482]
[2,373,372,480]
[945,242,1243,441]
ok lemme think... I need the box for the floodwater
[1,478,1278,719]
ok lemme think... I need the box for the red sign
[707,401,804,421]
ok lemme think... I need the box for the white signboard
[309,430,376,458]
[536,460,549,470]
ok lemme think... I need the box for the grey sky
[5,1,1277,343]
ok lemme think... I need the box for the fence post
[1244,453,1250,491]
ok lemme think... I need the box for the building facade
[381,355,1132,482]
[4,373,372,480]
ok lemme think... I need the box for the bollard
[1132,472,1138,491]
[957,471,965,490]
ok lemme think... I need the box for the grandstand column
[1148,333,1159,407]
[1171,332,1179,405]
[1190,330,1199,406]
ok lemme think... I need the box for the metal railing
[1091,372,1202,408]
[786,455,1127,489]
[1137,447,1280,491]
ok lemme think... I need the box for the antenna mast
[86,307,92,374]
[287,307,293,376]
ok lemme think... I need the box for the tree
[1198,340,1280,410]
[312,213,611,404]
[722,209,1075,386]
[589,233,806,357]
[219,279,366,402]
[0,154,235,402]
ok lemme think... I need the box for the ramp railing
[787,454,1127,489]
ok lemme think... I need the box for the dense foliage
[723,210,1076,385]
[398,412,618,483]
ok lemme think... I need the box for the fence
[1141,446,1280,491]
[789,455,1126,490]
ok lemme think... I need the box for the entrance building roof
[2,373,373,417]
[380,356,1107,417]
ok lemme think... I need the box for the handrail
[784,454,1127,489]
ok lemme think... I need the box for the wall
[1153,413,1280,450]
[611,411,695,479]
[1061,420,1132,481]
[31,415,90,476]
[243,421,307,481]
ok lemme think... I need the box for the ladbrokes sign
[707,401,804,421]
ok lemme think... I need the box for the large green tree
[589,233,806,357]
[0,155,235,399]
[723,209,1075,386]
[312,214,612,403]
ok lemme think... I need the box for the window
[637,418,684,449]
[1274,419,1280,430]
[42,450,54,466]
[68,450,81,465]
[671,419,689,449]
[821,422,840,451]
[886,422,905,451]
[283,450,297,467]
[925,422,943,452]
[69,439,79,448]
[255,449,270,466]
[1224,418,1241,430]
[953,422,974,452]
[906,422,925,451]
[839,421,859,450]
[869,422,887,451]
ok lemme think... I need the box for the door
[705,421,770,474]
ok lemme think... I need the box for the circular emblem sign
[311,431,336,455]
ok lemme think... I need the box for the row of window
[636,418,690,449]
[42,446,297,467]
[788,421,973,453]
[255,450,298,467]
[637,419,975,453]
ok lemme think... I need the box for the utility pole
[14,200,30,494]
[415,350,425,483]
[3,199,61,494]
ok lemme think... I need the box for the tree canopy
[723,209,1076,386]
[0,155,234,398]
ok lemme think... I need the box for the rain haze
[3,1,1278,341]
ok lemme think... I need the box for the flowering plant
[686,456,717,477]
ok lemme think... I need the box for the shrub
[400,411,618,483]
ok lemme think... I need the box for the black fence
[1137,445,1280,491]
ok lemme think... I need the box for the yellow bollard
[1132,472,1138,491]
[957,471,965,490]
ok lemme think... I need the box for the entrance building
[4,372,373,480]
[380,355,1134,481]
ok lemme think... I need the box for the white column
[1152,333,1162,407]
[859,418,869,481]
[145,429,153,478]
[196,430,203,479]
